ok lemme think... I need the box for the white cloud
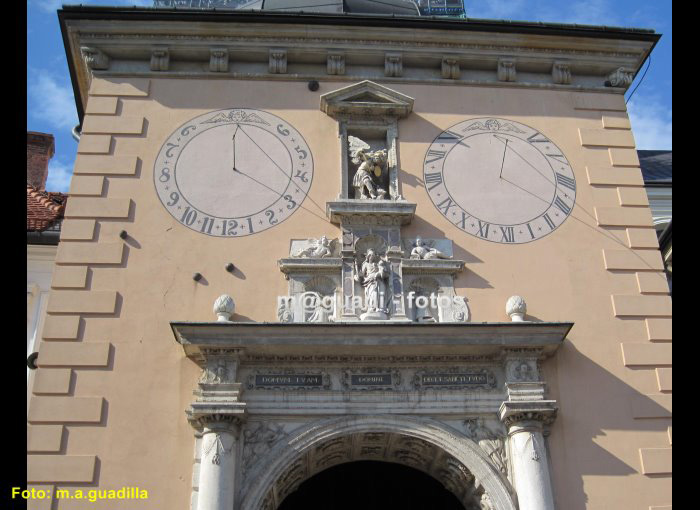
[46,158,75,193]
[627,94,672,150]
[28,69,79,131]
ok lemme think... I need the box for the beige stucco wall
[27,76,671,509]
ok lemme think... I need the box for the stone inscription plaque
[342,369,400,391]
[248,372,330,390]
[351,374,392,386]
[414,369,496,390]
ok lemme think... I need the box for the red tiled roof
[27,184,67,231]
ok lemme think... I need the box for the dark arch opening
[277,460,466,510]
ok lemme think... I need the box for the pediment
[320,80,414,119]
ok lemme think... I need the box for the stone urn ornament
[505,295,527,322]
[213,294,235,322]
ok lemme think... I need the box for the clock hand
[492,135,554,189]
[496,135,508,179]
[231,124,239,172]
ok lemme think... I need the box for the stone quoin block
[27,425,65,453]
[609,148,640,167]
[646,318,672,342]
[603,250,665,271]
[32,368,72,394]
[572,92,626,111]
[59,219,96,241]
[64,197,131,218]
[56,243,124,265]
[41,315,80,340]
[27,455,97,483]
[601,116,631,129]
[621,342,672,366]
[612,295,672,317]
[586,166,644,186]
[68,175,105,195]
[77,134,112,154]
[51,266,88,289]
[578,128,636,147]
[81,115,144,135]
[46,290,118,314]
[28,396,104,423]
[595,207,654,227]
[627,228,660,249]
[656,368,672,392]
[636,272,671,294]
[89,77,150,96]
[85,96,119,115]
[639,448,672,475]
[37,342,110,367]
[73,154,139,175]
[618,187,650,206]
[631,393,672,418]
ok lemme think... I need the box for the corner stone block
[42,315,80,340]
[578,128,636,147]
[59,220,96,241]
[89,77,150,97]
[77,135,112,155]
[639,448,672,475]
[603,249,664,271]
[73,155,138,175]
[38,342,110,367]
[636,272,670,294]
[631,393,672,418]
[56,243,123,265]
[32,368,72,394]
[595,207,653,227]
[47,290,118,314]
[64,197,131,218]
[81,116,144,135]
[27,425,65,452]
[586,166,644,186]
[27,455,97,483]
[68,176,105,196]
[51,266,88,289]
[617,187,650,206]
[646,318,672,342]
[621,343,672,366]
[572,92,626,111]
[602,116,631,129]
[609,148,640,167]
[627,228,660,249]
[85,96,118,115]
[28,396,103,423]
[656,368,672,392]
[612,295,672,317]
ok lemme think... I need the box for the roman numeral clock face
[424,118,576,244]
[154,108,313,237]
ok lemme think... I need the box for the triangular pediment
[320,80,414,119]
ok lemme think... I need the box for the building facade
[26,7,670,510]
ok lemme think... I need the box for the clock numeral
[246,217,255,233]
[294,170,309,183]
[500,226,515,243]
[553,196,572,215]
[284,194,297,210]
[165,143,179,158]
[436,197,456,215]
[477,220,490,239]
[277,124,290,136]
[526,223,535,239]
[265,209,278,225]
[555,172,576,191]
[426,149,447,164]
[294,146,308,160]
[222,219,239,236]
[542,213,556,230]
[456,211,470,229]
[437,130,469,147]
[200,216,215,235]
[181,207,197,226]
[180,125,196,136]
[424,172,443,191]
[167,192,179,206]
[527,131,550,144]
[547,153,570,166]
[159,168,171,183]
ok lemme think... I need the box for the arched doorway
[241,415,516,510]
[278,460,466,510]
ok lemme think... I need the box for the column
[499,401,557,510]
[197,417,243,510]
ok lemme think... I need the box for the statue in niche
[302,291,333,323]
[354,249,391,320]
[349,136,388,200]
[293,236,335,258]
[409,236,452,260]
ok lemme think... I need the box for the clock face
[154,108,313,237]
[424,117,576,244]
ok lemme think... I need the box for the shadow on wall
[545,338,670,508]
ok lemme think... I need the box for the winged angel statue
[293,236,336,258]
[348,136,388,200]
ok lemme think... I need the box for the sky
[27,0,672,192]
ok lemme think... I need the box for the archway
[278,460,466,510]
[241,415,516,510]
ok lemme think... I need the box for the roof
[638,150,672,184]
[27,184,67,233]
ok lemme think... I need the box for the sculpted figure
[465,419,507,474]
[409,236,452,260]
[294,236,334,258]
[354,249,391,319]
[349,136,388,200]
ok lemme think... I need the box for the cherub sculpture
[409,236,452,260]
[348,136,388,200]
[293,236,335,258]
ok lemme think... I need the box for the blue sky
[27,0,672,192]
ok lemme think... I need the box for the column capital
[498,401,558,430]
[187,403,247,433]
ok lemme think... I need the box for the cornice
[60,10,657,122]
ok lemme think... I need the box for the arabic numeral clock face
[154,108,313,237]
[424,117,576,244]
